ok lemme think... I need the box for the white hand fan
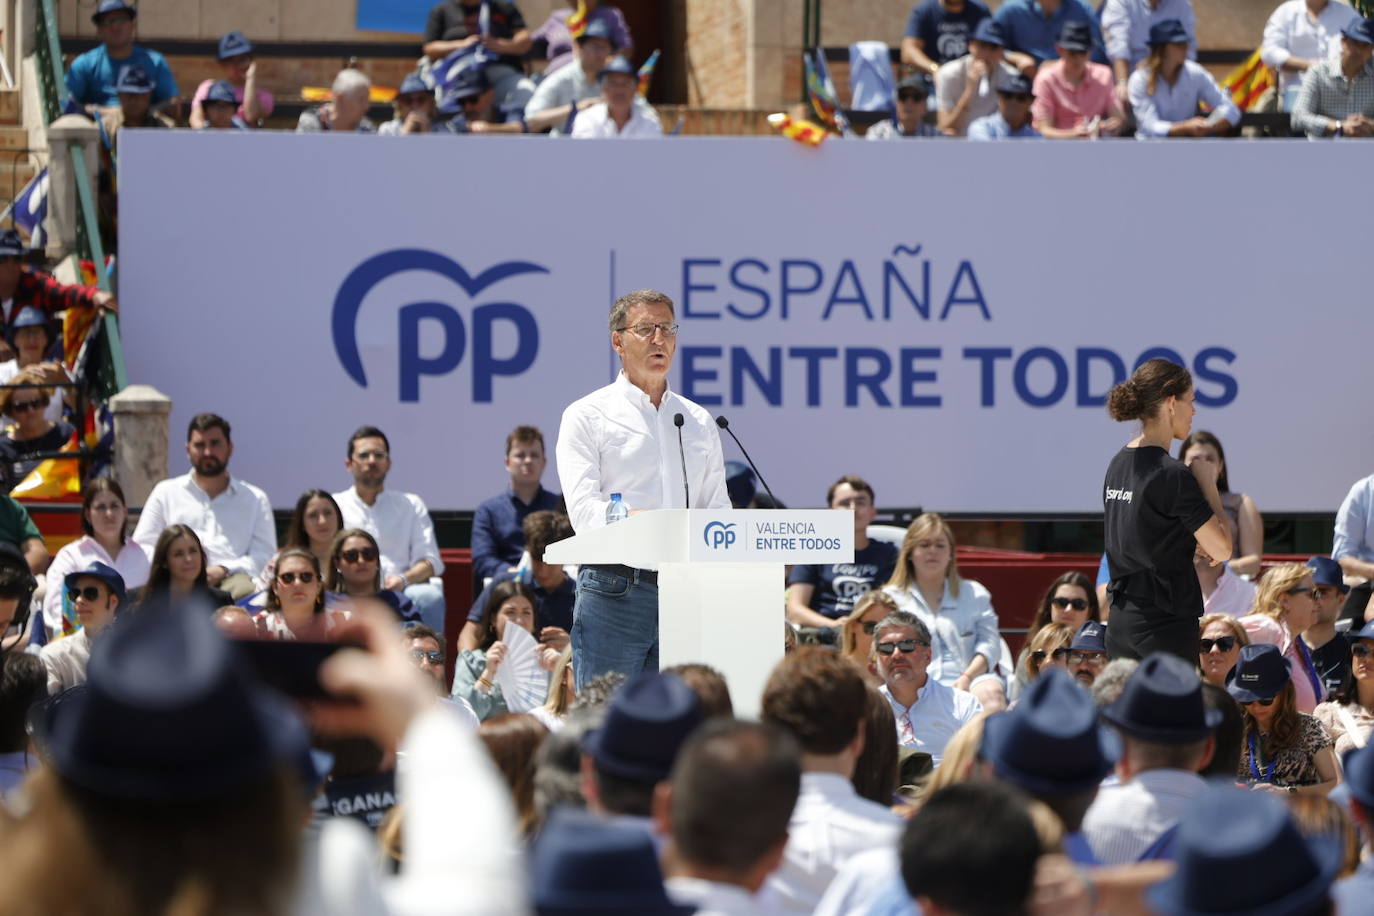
[495,622,549,713]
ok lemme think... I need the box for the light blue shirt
[967,112,1041,139]
[993,0,1106,62]
[65,45,179,106]
[1128,60,1240,138]
[881,680,983,766]
[1101,0,1198,67]
[1334,858,1374,914]
[1334,473,1374,564]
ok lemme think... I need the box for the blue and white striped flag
[1,167,49,249]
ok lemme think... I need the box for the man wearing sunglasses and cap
[968,70,1042,138]
[570,57,663,138]
[867,74,941,139]
[65,0,179,113]
[38,561,124,695]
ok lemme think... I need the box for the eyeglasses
[1051,597,1089,611]
[340,547,378,564]
[1244,696,1276,707]
[1199,636,1238,654]
[1030,647,1071,665]
[616,322,679,340]
[1068,651,1106,667]
[1353,644,1372,659]
[409,649,444,665]
[1285,586,1313,596]
[875,639,929,655]
[67,585,105,603]
[277,572,317,585]
[10,398,42,413]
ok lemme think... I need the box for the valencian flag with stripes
[637,50,660,97]
[767,112,828,146]
[567,0,588,39]
[803,49,854,136]
[1219,49,1274,111]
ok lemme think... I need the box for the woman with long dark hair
[324,528,418,624]
[1178,430,1264,578]
[1009,572,1100,700]
[1101,358,1231,661]
[132,524,230,611]
[1229,644,1338,796]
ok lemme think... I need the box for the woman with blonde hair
[1023,623,1075,685]
[1198,613,1249,689]
[882,512,1004,710]
[1240,563,1325,713]
[531,647,574,733]
[925,712,992,794]
[839,590,898,686]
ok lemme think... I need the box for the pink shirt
[1239,614,1324,714]
[1031,60,1116,131]
[192,79,275,126]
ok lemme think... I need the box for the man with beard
[873,611,982,766]
[1069,620,1110,688]
[133,413,275,600]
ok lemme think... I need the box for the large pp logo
[703,521,737,550]
[332,249,549,402]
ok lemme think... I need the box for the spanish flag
[567,0,588,40]
[1220,49,1274,112]
[768,113,827,147]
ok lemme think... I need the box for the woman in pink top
[1239,563,1325,713]
[189,31,274,129]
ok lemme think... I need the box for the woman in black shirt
[1102,358,1231,661]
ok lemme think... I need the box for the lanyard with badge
[1247,731,1276,784]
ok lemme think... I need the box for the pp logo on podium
[703,521,738,550]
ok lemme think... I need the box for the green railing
[34,0,128,400]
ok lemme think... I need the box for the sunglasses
[1068,650,1106,667]
[10,399,43,413]
[409,649,444,665]
[340,547,378,564]
[1000,92,1033,102]
[277,571,317,585]
[67,585,106,603]
[1244,696,1276,707]
[1030,647,1071,665]
[1353,644,1372,659]
[876,639,930,655]
[1285,586,1313,596]
[896,91,925,103]
[1051,597,1089,611]
[1199,636,1238,654]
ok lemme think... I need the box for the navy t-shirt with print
[788,540,899,619]
[904,0,992,65]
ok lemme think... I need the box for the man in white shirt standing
[133,413,275,600]
[570,57,663,138]
[333,426,446,634]
[556,288,729,689]
[874,611,982,767]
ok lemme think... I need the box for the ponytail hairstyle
[1106,358,1192,424]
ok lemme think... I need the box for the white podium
[544,509,853,718]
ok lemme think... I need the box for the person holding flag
[423,0,535,114]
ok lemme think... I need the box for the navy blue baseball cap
[598,56,636,81]
[1350,620,1374,641]
[895,73,930,99]
[216,31,254,61]
[0,229,24,258]
[971,18,1005,47]
[398,72,430,98]
[577,18,618,49]
[10,306,48,332]
[447,64,491,101]
[204,80,238,106]
[114,64,154,95]
[92,0,135,23]
[1070,620,1107,654]
[64,561,127,605]
[1342,17,1374,44]
[998,72,1034,96]
[1057,21,1093,52]
[1225,643,1291,704]
[1101,653,1222,744]
[1306,556,1349,594]
[1148,18,1191,45]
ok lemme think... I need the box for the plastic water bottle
[606,493,629,524]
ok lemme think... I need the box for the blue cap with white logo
[598,56,636,81]
[205,80,238,106]
[92,0,135,24]
[114,64,154,95]
[217,31,254,61]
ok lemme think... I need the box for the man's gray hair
[332,68,372,100]
[1091,658,1139,708]
[872,611,931,649]
[608,288,674,332]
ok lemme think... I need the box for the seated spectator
[189,31,272,129]
[324,528,417,624]
[1263,0,1358,107]
[1130,19,1239,138]
[40,479,147,645]
[0,382,74,491]
[1306,556,1351,697]
[378,72,457,135]
[64,0,179,112]
[1068,620,1109,688]
[471,424,562,585]
[131,524,231,611]
[443,65,530,133]
[571,58,663,138]
[936,19,1022,135]
[838,589,899,685]
[901,0,992,78]
[968,70,1042,138]
[423,0,535,115]
[659,719,802,915]
[530,0,633,78]
[0,313,73,425]
[1032,22,1126,137]
[866,74,941,139]
[452,580,559,721]
[296,69,376,133]
[253,548,344,641]
[0,230,113,353]
[1180,431,1264,577]
[1291,17,1374,138]
[133,413,276,601]
[1314,621,1374,756]
[787,476,897,628]
[1010,571,1098,699]
[530,807,684,914]
[198,81,248,130]
[1229,644,1339,794]
[1085,653,1219,864]
[405,622,480,727]
[211,604,257,639]
[993,0,1105,67]
[0,493,47,582]
[1199,612,1249,688]
[40,561,124,694]
[478,713,549,838]
[279,488,344,576]
[525,20,618,132]
[333,426,446,634]
[873,611,982,766]
[0,651,43,797]
[0,542,35,652]
[533,646,574,732]
[882,512,1005,710]
[1196,553,1257,620]
[1102,0,1196,104]
[761,648,901,913]
[1022,621,1075,688]
[460,510,574,652]
[98,63,170,144]
[1091,658,1139,707]
[1335,471,1374,626]
[1240,563,1326,713]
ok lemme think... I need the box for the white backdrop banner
[119,132,1370,513]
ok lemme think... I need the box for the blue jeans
[572,566,658,691]
[404,582,447,636]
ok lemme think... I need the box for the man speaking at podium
[557,289,730,690]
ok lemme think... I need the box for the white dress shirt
[1101,0,1197,67]
[570,101,663,138]
[1129,61,1240,137]
[42,535,150,635]
[1262,0,1359,96]
[556,372,730,537]
[133,472,276,578]
[39,628,92,694]
[666,877,767,916]
[880,680,983,767]
[763,771,902,915]
[814,847,918,916]
[1203,565,1256,618]
[332,487,445,580]
[1081,768,1208,864]
[882,581,1001,686]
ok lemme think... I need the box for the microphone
[673,413,690,509]
[714,415,781,508]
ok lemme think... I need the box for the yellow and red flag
[1219,49,1274,112]
[567,0,588,40]
[768,113,827,147]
